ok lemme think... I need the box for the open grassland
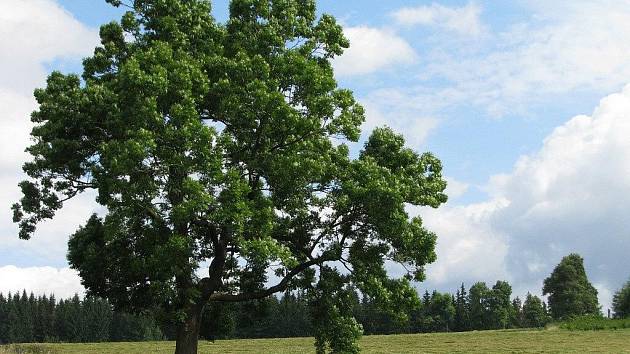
[2,329,630,354]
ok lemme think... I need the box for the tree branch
[207,256,330,302]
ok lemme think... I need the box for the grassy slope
[3,329,630,353]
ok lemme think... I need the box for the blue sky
[2,0,630,310]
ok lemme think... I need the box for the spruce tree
[84,297,113,342]
[0,293,7,343]
[453,284,470,332]
[510,296,523,328]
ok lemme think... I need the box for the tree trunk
[175,305,202,354]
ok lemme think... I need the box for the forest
[0,280,593,344]
[3,253,628,344]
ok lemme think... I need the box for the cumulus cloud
[0,266,84,299]
[0,0,100,267]
[444,177,470,201]
[416,199,510,286]
[392,2,484,36]
[333,26,417,77]
[358,88,447,148]
[0,0,98,94]
[418,84,630,308]
[420,1,630,116]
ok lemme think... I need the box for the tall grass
[558,315,630,330]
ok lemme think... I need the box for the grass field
[2,328,630,353]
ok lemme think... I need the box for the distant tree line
[2,253,629,344]
[0,292,162,344]
[162,279,555,339]
[0,283,549,344]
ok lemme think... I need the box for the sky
[2,0,630,311]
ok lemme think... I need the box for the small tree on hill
[612,279,630,318]
[12,0,448,352]
[487,280,512,329]
[543,253,600,320]
[510,296,523,328]
[468,282,490,330]
[521,293,549,328]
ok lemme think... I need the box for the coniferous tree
[42,294,57,342]
[199,301,237,340]
[0,293,7,343]
[416,291,454,332]
[66,294,86,342]
[110,311,163,341]
[22,292,36,342]
[510,297,523,329]
[7,293,22,343]
[84,297,113,342]
[54,298,66,342]
[453,284,470,332]
[273,292,313,337]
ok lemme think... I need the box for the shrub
[558,315,630,330]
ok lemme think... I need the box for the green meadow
[3,328,629,354]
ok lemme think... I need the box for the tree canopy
[543,253,600,320]
[12,0,447,353]
[612,279,630,319]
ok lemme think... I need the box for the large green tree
[542,254,600,320]
[12,0,447,353]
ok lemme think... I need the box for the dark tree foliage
[468,282,490,330]
[510,297,523,329]
[543,254,600,320]
[12,0,447,353]
[522,293,550,328]
[612,279,630,319]
[0,294,7,342]
[357,296,409,335]
[1,278,564,345]
[309,267,363,354]
[0,292,161,344]
[453,284,471,332]
[416,291,455,332]
[487,281,512,329]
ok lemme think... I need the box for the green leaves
[14,1,448,351]
[543,253,600,320]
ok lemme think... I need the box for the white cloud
[0,0,98,94]
[444,177,470,200]
[0,90,35,172]
[0,265,84,299]
[420,1,630,116]
[415,199,510,286]
[392,2,484,36]
[359,88,444,147]
[0,0,99,266]
[418,84,630,309]
[333,26,417,77]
